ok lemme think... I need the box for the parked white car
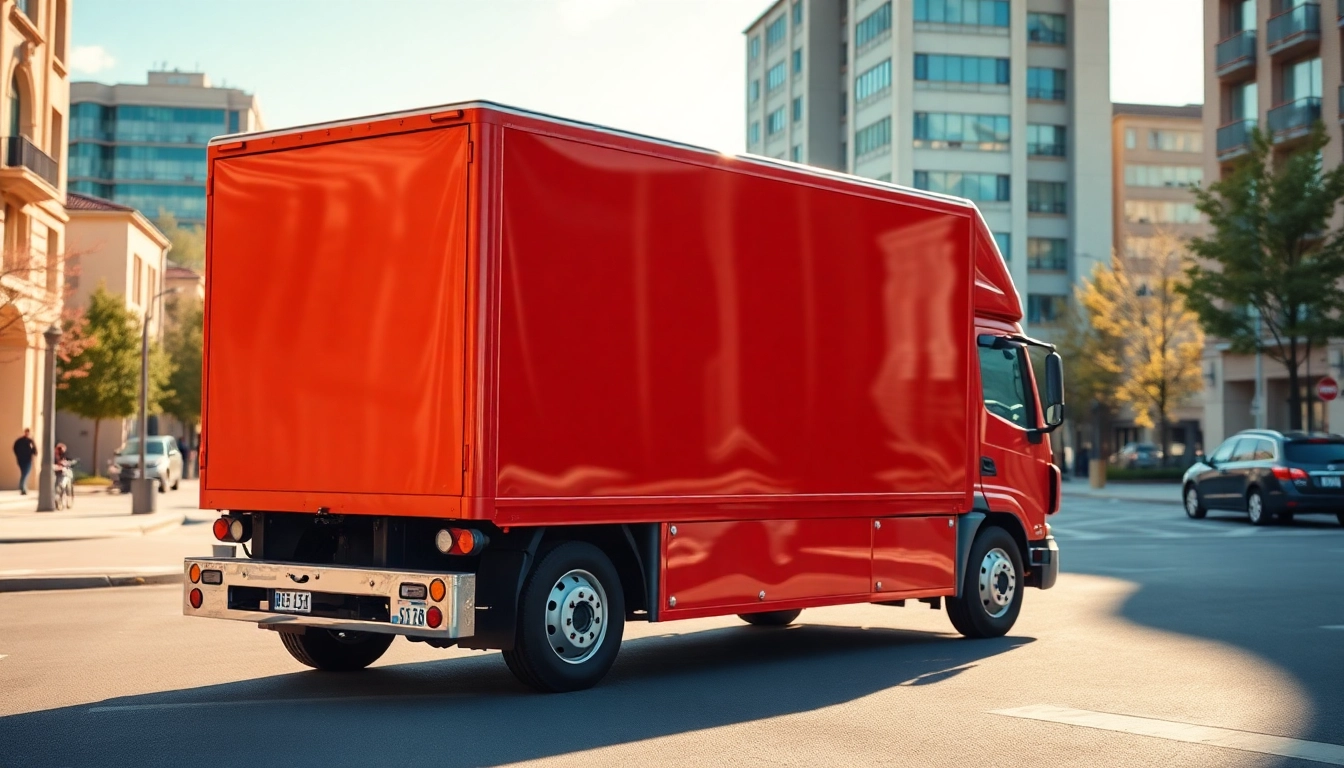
[113,436,184,492]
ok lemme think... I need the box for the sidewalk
[0,479,216,592]
[1060,479,1181,505]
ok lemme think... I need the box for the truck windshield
[979,345,1030,426]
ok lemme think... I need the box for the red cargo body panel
[871,516,956,595]
[202,127,470,512]
[491,126,976,523]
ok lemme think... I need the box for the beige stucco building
[1205,0,1344,442]
[0,0,70,490]
[55,191,169,472]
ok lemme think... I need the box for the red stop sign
[1318,377,1339,402]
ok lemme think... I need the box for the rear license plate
[272,590,311,614]
[392,600,426,628]
[1320,476,1341,488]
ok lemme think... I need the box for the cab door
[977,337,1053,532]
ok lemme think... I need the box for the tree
[1057,300,1124,460]
[154,210,205,269]
[57,287,172,471]
[1183,125,1344,430]
[160,297,203,445]
[1080,234,1205,463]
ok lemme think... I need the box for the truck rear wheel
[945,526,1023,639]
[279,628,394,671]
[502,541,625,693]
[738,609,801,627]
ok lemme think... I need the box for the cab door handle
[981,457,997,476]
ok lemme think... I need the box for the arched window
[8,75,19,138]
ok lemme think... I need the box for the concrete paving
[0,495,1340,767]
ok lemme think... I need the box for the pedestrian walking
[13,427,37,494]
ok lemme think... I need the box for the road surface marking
[992,705,1344,766]
[1323,625,1344,630]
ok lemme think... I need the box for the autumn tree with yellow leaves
[1077,232,1205,463]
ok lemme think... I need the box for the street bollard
[1089,458,1107,489]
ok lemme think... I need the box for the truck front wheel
[279,628,394,671]
[945,526,1023,639]
[502,541,626,693]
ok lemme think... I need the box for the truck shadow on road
[0,623,1033,768]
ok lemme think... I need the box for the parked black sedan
[1182,429,1344,526]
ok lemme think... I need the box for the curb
[0,569,180,593]
[0,513,186,544]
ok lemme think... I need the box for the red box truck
[184,101,1063,692]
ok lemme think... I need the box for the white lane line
[1223,526,1261,537]
[88,691,464,713]
[1323,625,1344,630]
[992,705,1344,766]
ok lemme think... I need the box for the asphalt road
[1,496,1341,768]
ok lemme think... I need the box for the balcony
[1216,118,1257,161]
[1266,2,1320,58]
[1267,96,1321,143]
[0,137,59,203]
[1215,30,1256,79]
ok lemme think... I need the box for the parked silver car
[112,436,184,492]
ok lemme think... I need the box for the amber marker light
[189,564,201,583]
[429,579,446,602]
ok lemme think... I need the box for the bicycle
[54,459,77,510]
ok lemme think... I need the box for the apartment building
[743,0,1112,335]
[69,71,263,226]
[1205,0,1344,442]
[1111,103,1208,458]
[0,0,70,490]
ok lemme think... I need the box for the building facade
[743,0,1112,336]
[0,0,70,490]
[1204,0,1344,443]
[56,191,169,471]
[69,71,263,226]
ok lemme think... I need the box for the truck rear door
[203,126,471,503]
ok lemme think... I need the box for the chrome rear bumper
[182,557,475,639]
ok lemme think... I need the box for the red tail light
[212,518,230,541]
[188,588,203,609]
[427,606,443,629]
[1271,467,1308,480]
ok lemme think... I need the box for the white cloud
[69,45,117,75]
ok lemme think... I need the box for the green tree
[1183,126,1344,430]
[1057,299,1124,458]
[58,287,172,471]
[154,210,205,269]
[161,297,203,445]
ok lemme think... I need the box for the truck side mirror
[1044,352,1065,428]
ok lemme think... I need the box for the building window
[914,112,1010,151]
[856,2,893,47]
[1124,164,1203,187]
[915,54,1011,86]
[855,60,892,101]
[133,254,144,305]
[767,63,787,92]
[749,80,760,104]
[749,35,761,60]
[792,49,803,74]
[1125,128,1137,149]
[1027,238,1068,271]
[1147,129,1203,152]
[1027,294,1068,324]
[791,144,802,162]
[994,232,1011,262]
[1285,56,1323,101]
[749,121,761,145]
[1027,12,1066,44]
[1027,68,1066,101]
[792,1,802,25]
[768,108,787,136]
[1123,200,1202,224]
[792,96,803,122]
[914,171,1011,202]
[1026,124,1066,157]
[14,0,30,19]
[766,15,787,50]
[1028,181,1067,214]
[855,118,892,157]
[914,0,1010,27]
[54,0,68,62]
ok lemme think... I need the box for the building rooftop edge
[743,0,786,33]
[1112,102,1203,119]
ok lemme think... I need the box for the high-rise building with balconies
[742,0,1112,336]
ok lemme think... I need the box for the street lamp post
[131,287,180,515]
[36,323,62,512]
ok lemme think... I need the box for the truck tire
[501,541,625,693]
[1183,484,1206,519]
[738,609,802,627]
[279,628,394,671]
[945,525,1023,639]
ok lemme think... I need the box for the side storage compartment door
[871,516,956,595]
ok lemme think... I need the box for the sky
[70,0,1205,153]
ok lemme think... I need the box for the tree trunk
[1287,359,1303,431]
[1158,413,1171,468]
[91,419,101,476]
